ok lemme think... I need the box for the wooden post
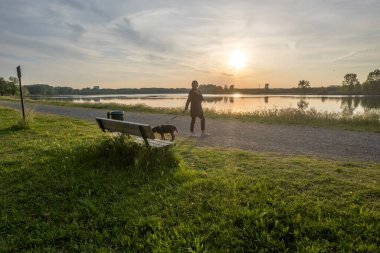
[16,66,25,121]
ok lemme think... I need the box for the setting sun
[229,50,246,70]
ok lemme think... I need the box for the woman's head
[191,80,198,89]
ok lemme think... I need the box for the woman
[184,80,207,136]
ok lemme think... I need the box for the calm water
[31,94,380,115]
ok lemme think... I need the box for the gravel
[1,100,379,162]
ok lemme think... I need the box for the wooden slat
[148,139,173,147]
[134,137,173,148]
[96,118,155,139]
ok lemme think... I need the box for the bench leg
[138,125,150,148]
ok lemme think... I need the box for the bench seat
[96,117,173,148]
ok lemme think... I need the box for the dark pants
[190,114,205,132]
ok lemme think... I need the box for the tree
[0,77,6,96]
[9,76,19,85]
[342,73,360,93]
[56,86,74,95]
[298,80,310,89]
[363,69,380,94]
[198,84,224,94]
[25,84,54,95]
[264,83,269,89]
[0,76,17,96]
[229,85,235,91]
[366,69,380,82]
[342,73,360,86]
[15,86,29,97]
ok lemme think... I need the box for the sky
[0,0,379,89]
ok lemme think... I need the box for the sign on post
[17,66,21,79]
[16,65,25,121]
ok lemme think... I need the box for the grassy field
[1,96,380,132]
[0,106,379,252]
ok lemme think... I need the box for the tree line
[24,85,190,96]
[296,69,380,94]
[16,84,235,96]
[0,69,379,96]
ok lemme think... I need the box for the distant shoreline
[27,93,380,98]
[24,83,380,96]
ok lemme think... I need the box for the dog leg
[171,133,175,141]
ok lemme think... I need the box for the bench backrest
[96,117,155,139]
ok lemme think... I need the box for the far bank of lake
[29,94,380,115]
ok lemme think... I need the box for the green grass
[0,106,379,252]
[1,96,380,132]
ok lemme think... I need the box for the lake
[30,94,380,115]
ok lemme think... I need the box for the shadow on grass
[0,134,182,251]
[77,133,180,173]
[0,123,30,135]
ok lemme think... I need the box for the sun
[229,50,246,70]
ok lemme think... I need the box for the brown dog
[152,125,178,141]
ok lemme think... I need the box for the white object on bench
[96,117,173,148]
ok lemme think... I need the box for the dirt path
[1,100,380,162]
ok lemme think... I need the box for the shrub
[81,134,180,172]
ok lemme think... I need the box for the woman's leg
[190,116,196,132]
[200,115,205,131]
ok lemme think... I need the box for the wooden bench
[96,117,173,148]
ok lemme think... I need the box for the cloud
[0,30,95,63]
[66,23,86,40]
[57,0,86,10]
[221,72,234,77]
[331,51,359,62]
[115,18,145,44]
[0,0,380,87]
[112,16,171,53]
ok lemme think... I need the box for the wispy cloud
[331,51,359,62]
[113,17,170,52]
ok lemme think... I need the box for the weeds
[201,107,380,131]
[13,106,36,130]
[81,133,180,172]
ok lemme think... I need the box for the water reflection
[204,97,223,103]
[360,96,380,109]
[341,98,355,115]
[203,96,235,104]
[297,97,309,110]
[28,94,380,115]
[340,96,375,115]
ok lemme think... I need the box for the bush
[81,134,180,172]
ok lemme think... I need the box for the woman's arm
[185,91,192,110]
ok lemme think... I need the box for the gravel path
[1,100,380,162]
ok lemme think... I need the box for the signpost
[16,65,25,121]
